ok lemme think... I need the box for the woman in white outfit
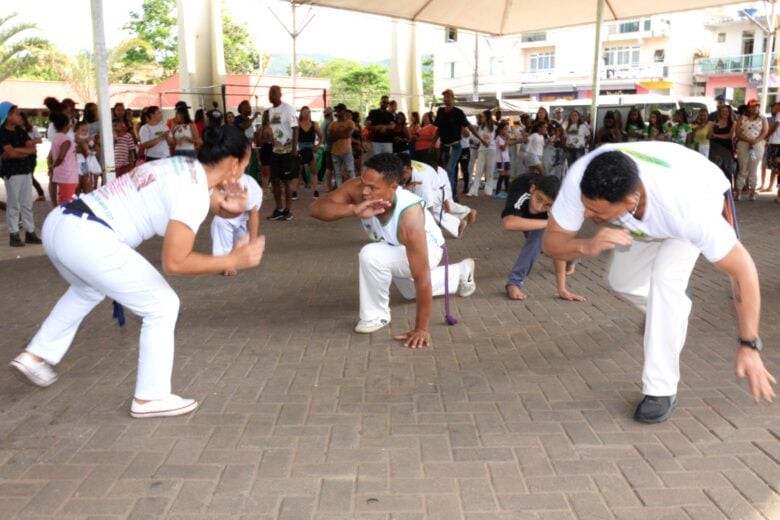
[10,125,265,418]
[468,110,496,197]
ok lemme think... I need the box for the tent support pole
[589,0,606,127]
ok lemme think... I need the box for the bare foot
[467,208,478,224]
[223,269,238,276]
[566,262,577,275]
[506,284,527,301]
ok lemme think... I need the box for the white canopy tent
[302,0,763,124]
[302,0,744,35]
[89,0,767,179]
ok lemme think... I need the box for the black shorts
[260,144,273,166]
[298,147,314,164]
[495,161,511,171]
[768,144,780,167]
[270,153,300,182]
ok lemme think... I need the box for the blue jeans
[507,229,544,287]
[441,142,462,200]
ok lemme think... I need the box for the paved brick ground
[0,187,779,519]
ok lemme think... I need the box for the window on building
[445,27,458,43]
[743,31,755,54]
[445,62,456,79]
[717,32,726,43]
[603,46,640,67]
[619,21,640,33]
[522,31,546,42]
[530,52,555,71]
[654,49,665,63]
[643,19,652,31]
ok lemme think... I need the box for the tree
[223,14,260,74]
[287,58,322,77]
[422,54,434,101]
[0,13,49,83]
[123,0,178,78]
[321,59,389,116]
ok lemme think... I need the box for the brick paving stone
[1,196,780,518]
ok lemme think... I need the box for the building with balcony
[693,6,779,106]
[432,8,719,104]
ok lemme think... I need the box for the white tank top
[361,187,444,247]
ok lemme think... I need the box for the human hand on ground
[558,290,586,302]
[394,329,431,349]
[736,347,776,402]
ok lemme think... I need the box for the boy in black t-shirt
[502,175,583,301]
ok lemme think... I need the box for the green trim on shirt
[618,147,671,169]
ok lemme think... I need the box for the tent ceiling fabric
[302,0,742,35]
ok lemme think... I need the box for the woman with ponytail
[10,125,266,419]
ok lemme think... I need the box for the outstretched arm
[714,241,776,402]
[543,215,632,261]
[309,177,391,221]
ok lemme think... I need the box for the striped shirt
[114,133,136,168]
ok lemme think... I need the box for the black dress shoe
[9,233,24,247]
[634,394,677,424]
[24,232,42,245]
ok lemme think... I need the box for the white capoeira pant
[26,208,180,400]
[211,216,248,256]
[358,240,465,322]
[432,201,471,238]
[607,237,700,397]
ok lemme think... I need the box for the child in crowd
[526,121,547,175]
[494,121,512,198]
[74,121,102,194]
[113,118,137,177]
[211,174,263,276]
[49,112,77,204]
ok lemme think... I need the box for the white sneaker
[354,318,390,334]
[10,352,58,387]
[130,394,199,419]
[458,258,476,297]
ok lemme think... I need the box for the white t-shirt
[223,174,263,226]
[564,123,590,149]
[409,160,446,209]
[139,123,171,159]
[496,136,510,163]
[552,142,737,263]
[436,166,454,202]
[527,133,545,157]
[769,116,780,145]
[478,126,496,151]
[83,157,209,248]
[267,102,298,154]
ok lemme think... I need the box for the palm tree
[0,12,47,83]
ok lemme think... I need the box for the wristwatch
[738,336,763,351]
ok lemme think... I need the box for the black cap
[175,100,191,110]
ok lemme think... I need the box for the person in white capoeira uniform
[211,173,263,276]
[10,125,265,418]
[309,153,476,349]
[543,141,775,423]
[398,155,476,239]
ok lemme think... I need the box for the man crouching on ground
[309,153,476,348]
